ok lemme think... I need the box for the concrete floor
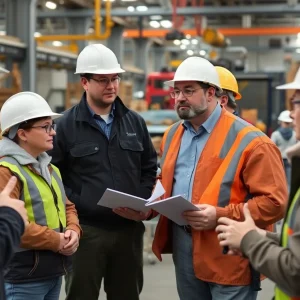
[59,254,275,300]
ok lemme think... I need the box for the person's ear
[220,95,228,106]
[206,87,216,102]
[81,77,89,92]
[16,129,27,142]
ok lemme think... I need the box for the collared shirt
[172,104,222,201]
[87,101,115,139]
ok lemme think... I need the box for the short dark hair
[80,73,93,81]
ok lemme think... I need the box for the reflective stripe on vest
[160,117,264,207]
[275,188,300,300]
[0,157,67,231]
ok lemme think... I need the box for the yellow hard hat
[215,66,242,100]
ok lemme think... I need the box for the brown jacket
[241,143,300,296]
[0,165,82,252]
[152,109,287,285]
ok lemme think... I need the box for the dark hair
[5,116,51,143]
[18,116,50,131]
[80,73,93,81]
[80,73,122,81]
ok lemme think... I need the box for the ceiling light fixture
[187,50,194,55]
[186,34,191,39]
[173,39,181,46]
[52,41,63,47]
[34,32,42,37]
[45,1,57,9]
[127,6,135,12]
[191,39,198,45]
[150,15,162,20]
[199,50,206,56]
[136,6,148,12]
[149,21,160,28]
[180,45,186,50]
[160,20,172,29]
[181,39,190,45]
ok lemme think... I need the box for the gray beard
[176,106,207,119]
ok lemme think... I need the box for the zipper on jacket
[40,176,64,232]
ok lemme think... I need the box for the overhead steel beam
[0,4,300,19]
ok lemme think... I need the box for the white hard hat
[164,56,222,93]
[278,110,293,123]
[276,68,300,90]
[0,67,9,73]
[0,92,62,136]
[75,44,125,75]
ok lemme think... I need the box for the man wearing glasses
[152,56,287,300]
[49,44,157,300]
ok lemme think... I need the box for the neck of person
[86,95,112,115]
[19,143,40,160]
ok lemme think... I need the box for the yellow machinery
[202,28,230,48]
[35,0,113,53]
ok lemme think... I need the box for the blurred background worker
[49,44,157,300]
[271,110,297,188]
[0,92,81,300]
[215,66,242,116]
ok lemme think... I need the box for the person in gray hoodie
[0,92,81,300]
[271,110,297,188]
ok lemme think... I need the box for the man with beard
[49,44,157,300]
[151,56,287,300]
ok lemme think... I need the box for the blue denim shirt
[172,104,222,201]
[87,101,115,139]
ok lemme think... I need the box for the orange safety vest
[152,108,273,285]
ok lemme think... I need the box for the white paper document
[98,180,199,225]
[97,180,166,213]
[146,195,200,226]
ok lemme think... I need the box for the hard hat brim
[74,67,125,75]
[0,67,9,73]
[235,92,242,100]
[164,79,223,93]
[276,81,300,90]
[278,117,293,123]
[1,112,63,135]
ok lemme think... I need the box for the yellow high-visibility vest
[0,157,66,232]
[275,188,300,300]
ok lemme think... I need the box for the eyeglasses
[170,88,202,99]
[31,124,57,134]
[90,76,121,87]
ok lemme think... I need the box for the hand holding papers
[98,180,200,225]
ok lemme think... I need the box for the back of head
[0,92,62,137]
[215,66,241,100]
[75,44,125,75]
[165,56,222,93]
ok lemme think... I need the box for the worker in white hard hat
[215,72,300,300]
[48,44,157,300]
[0,92,81,300]
[271,110,297,188]
[151,56,287,300]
